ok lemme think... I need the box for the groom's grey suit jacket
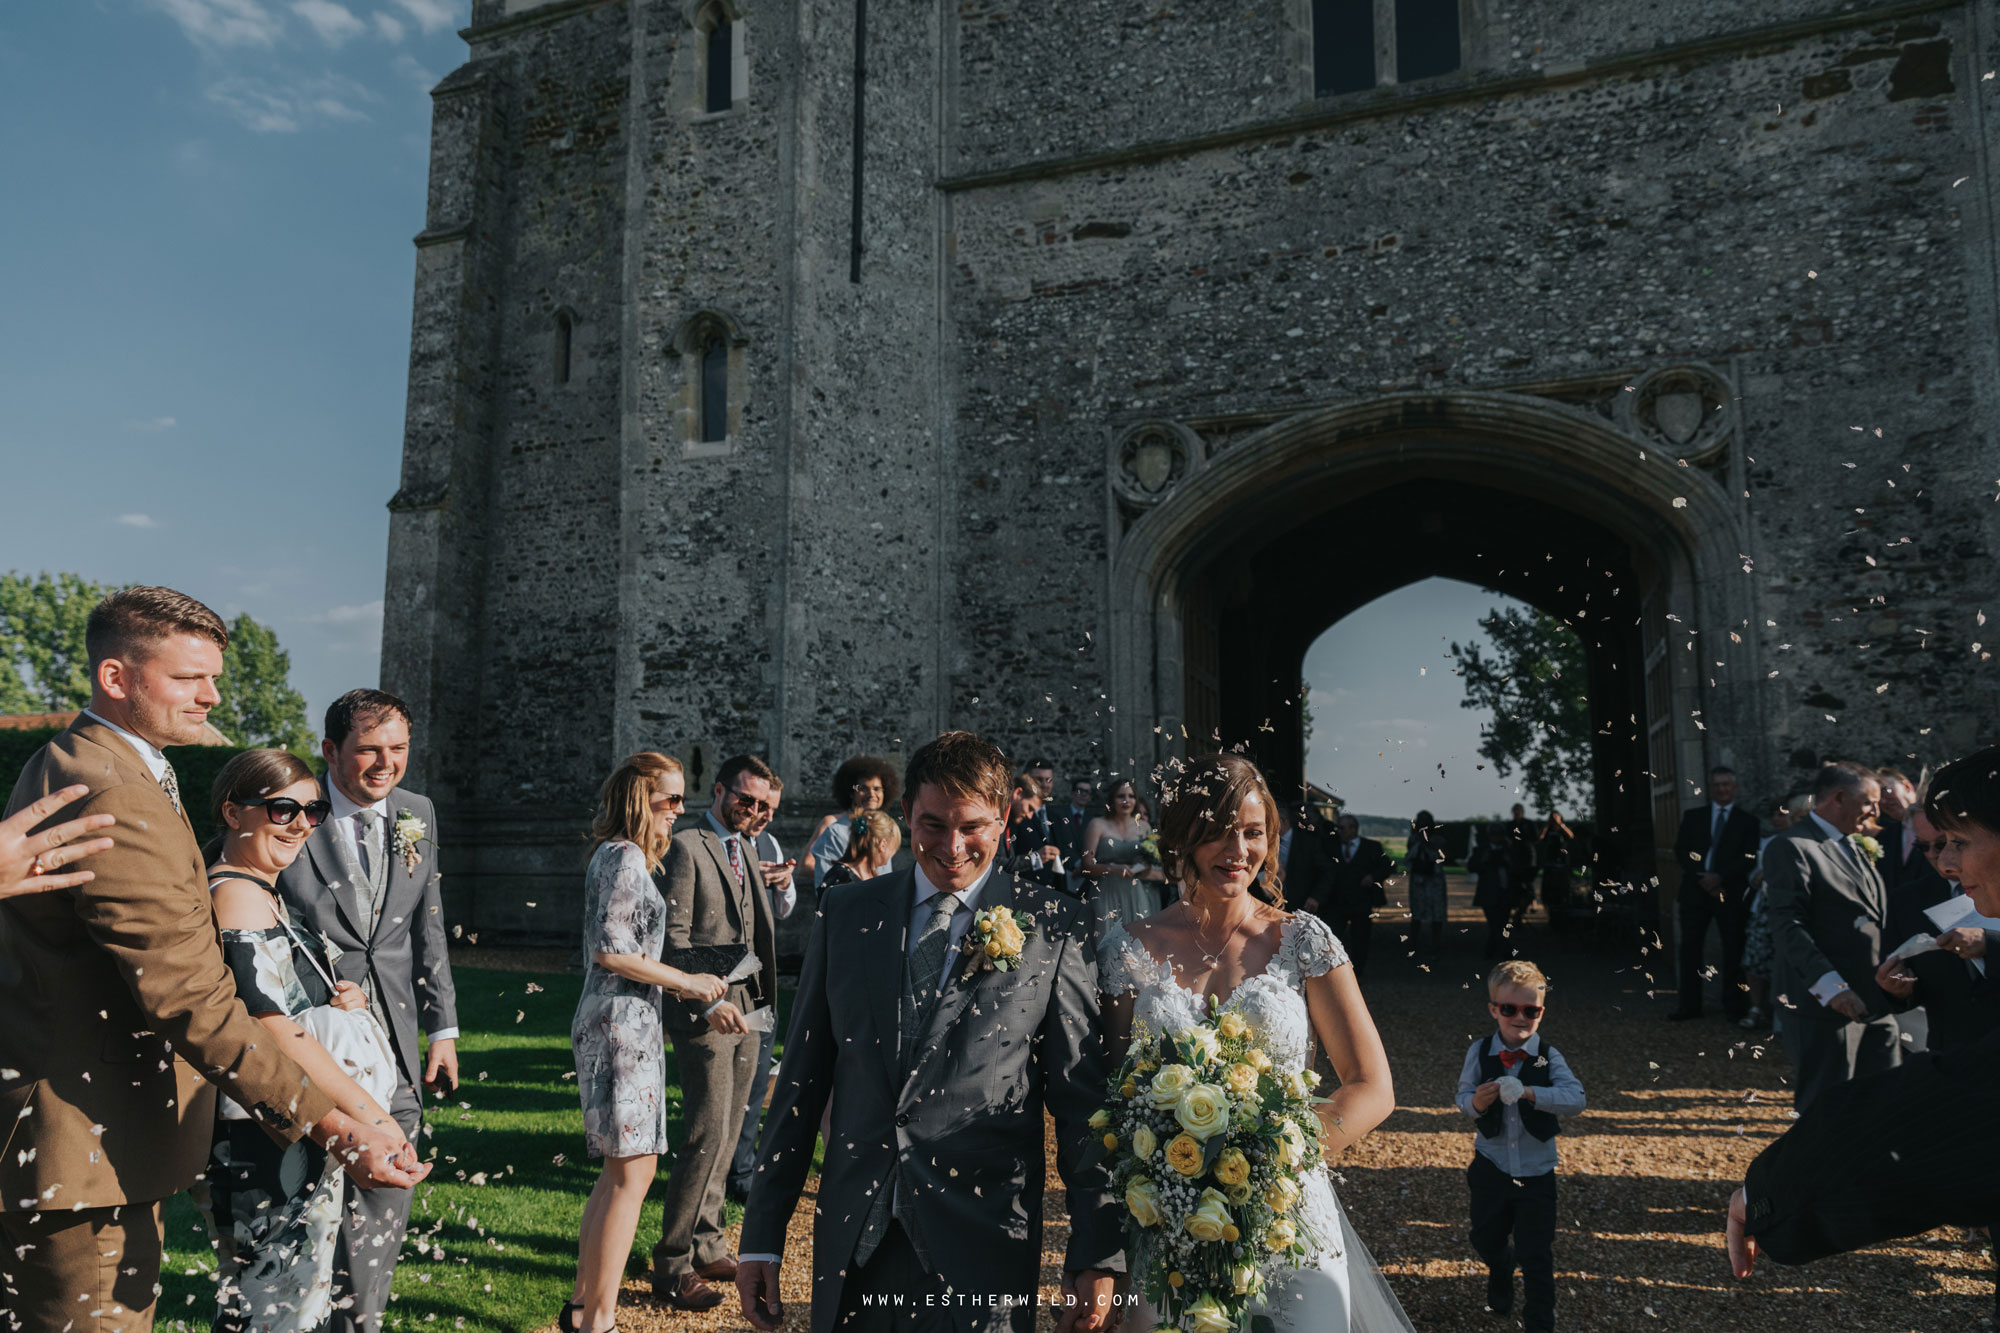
[741,866,1123,1333]
[276,785,458,1091]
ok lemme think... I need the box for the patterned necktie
[858,890,963,1267]
[158,761,182,816]
[724,834,745,886]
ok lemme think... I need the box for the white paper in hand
[1887,932,1940,963]
[1496,1075,1525,1106]
[1925,893,2000,935]
[724,951,763,984]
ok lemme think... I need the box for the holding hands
[1,784,115,899]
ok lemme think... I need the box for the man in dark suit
[1000,771,1068,893]
[1299,813,1392,976]
[1764,761,1898,1109]
[1669,766,1762,1021]
[1872,766,1919,886]
[736,732,1120,1333]
[278,688,460,1331]
[1050,776,1094,895]
[1725,745,2000,1293]
[650,754,779,1311]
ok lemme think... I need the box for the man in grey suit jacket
[650,754,781,1311]
[277,689,459,1331]
[1764,761,1898,1110]
[737,732,1122,1333]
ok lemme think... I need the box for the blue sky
[1305,577,1531,820]
[0,5,1518,810]
[0,0,467,729]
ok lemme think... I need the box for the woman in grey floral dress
[564,753,727,1333]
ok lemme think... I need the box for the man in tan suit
[0,587,422,1331]
[649,753,779,1311]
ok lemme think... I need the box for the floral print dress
[203,876,347,1333]
[572,840,672,1158]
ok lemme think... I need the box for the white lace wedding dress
[1098,913,1416,1333]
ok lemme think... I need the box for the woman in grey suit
[563,753,725,1333]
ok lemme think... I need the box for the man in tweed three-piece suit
[737,732,1123,1333]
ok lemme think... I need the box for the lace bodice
[1098,913,1348,1078]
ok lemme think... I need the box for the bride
[1098,752,1415,1331]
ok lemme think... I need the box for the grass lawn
[157,966,791,1333]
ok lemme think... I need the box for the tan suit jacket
[658,820,776,1035]
[0,716,337,1211]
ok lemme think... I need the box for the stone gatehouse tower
[383,0,2000,936]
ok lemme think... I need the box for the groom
[737,731,1122,1332]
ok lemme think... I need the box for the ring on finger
[28,853,48,876]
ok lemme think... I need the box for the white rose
[1131,1124,1158,1159]
[1184,1026,1221,1065]
[1125,1176,1164,1228]
[1147,1063,1196,1108]
[1174,1084,1231,1140]
[1186,1294,1234,1333]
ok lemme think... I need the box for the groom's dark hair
[325,688,412,746]
[903,731,1011,814]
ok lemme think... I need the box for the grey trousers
[653,1026,759,1278]
[331,1081,422,1332]
[832,1222,952,1333]
[1782,1010,1901,1111]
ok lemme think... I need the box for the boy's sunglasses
[243,797,332,827]
[1491,1002,1543,1019]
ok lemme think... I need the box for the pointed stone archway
[1105,383,1761,892]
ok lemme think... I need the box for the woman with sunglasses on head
[199,748,421,1333]
[562,753,728,1333]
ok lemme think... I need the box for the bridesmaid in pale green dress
[1082,777,1168,936]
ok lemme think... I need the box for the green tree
[0,572,114,713]
[210,613,315,755]
[1449,606,1592,813]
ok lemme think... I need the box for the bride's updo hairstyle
[1156,751,1282,906]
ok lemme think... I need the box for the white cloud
[371,10,406,41]
[291,0,366,45]
[126,416,178,432]
[116,513,163,529]
[391,50,438,90]
[313,600,384,625]
[144,0,284,48]
[206,72,377,132]
[391,0,458,33]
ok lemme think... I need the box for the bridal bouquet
[1094,1002,1324,1332]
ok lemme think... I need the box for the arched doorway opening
[1108,389,1757,898]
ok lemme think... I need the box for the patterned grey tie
[158,761,182,816]
[355,809,386,924]
[856,890,961,1267]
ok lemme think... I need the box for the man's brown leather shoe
[695,1255,739,1282]
[655,1273,724,1312]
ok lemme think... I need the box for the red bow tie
[1497,1048,1527,1070]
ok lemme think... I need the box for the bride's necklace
[1184,895,1255,971]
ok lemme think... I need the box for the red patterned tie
[725,835,745,886]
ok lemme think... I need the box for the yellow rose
[1089,1108,1111,1130]
[993,918,1026,953]
[1263,1177,1301,1213]
[1216,1011,1248,1040]
[1223,1179,1252,1205]
[1186,1293,1234,1333]
[1165,1132,1205,1177]
[1245,1048,1273,1072]
[1124,1176,1163,1228]
[1223,1062,1260,1096]
[1232,1263,1262,1295]
[1182,1188,1233,1243]
[1132,1125,1158,1159]
[1212,1147,1250,1187]
[1274,1119,1308,1169]
[1148,1064,1196,1108]
[1175,1084,1231,1140]
[1184,1026,1221,1065]
[1266,1217,1297,1251]
[1103,1132,1119,1151]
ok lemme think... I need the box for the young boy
[1455,959,1587,1332]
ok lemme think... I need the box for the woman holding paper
[1874,802,2000,1055]
[564,753,728,1333]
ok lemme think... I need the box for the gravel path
[589,875,1994,1332]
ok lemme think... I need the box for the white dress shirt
[81,708,170,783]
[753,828,796,920]
[327,780,457,1042]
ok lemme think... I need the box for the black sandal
[558,1301,582,1333]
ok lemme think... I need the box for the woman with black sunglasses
[200,748,424,1332]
